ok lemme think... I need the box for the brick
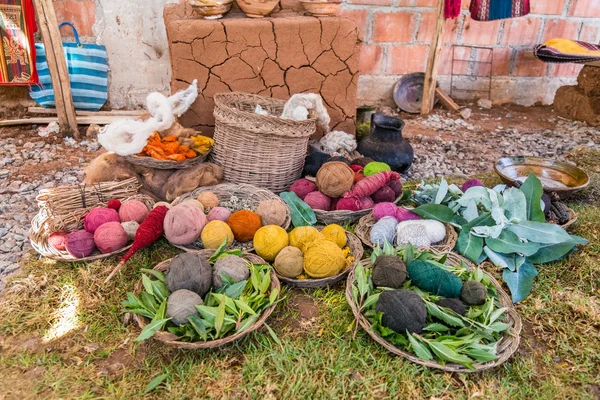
[387,44,429,74]
[461,17,501,46]
[568,0,600,18]
[541,19,580,42]
[372,12,417,43]
[491,48,512,76]
[531,0,566,15]
[513,50,546,77]
[396,0,436,5]
[53,0,97,37]
[438,46,470,75]
[417,12,462,44]
[548,63,583,78]
[501,17,543,46]
[359,44,384,74]
[579,23,600,43]
[347,0,391,5]
[338,9,368,41]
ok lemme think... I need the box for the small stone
[477,99,492,109]
[459,108,472,120]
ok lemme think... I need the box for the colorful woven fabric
[445,0,461,19]
[469,0,530,21]
[0,0,38,85]
[534,39,600,64]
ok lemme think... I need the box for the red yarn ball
[107,199,121,210]
[354,171,365,184]
[336,197,361,211]
[358,197,374,210]
[372,186,396,204]
[94,221,129,253]
[388,178,403,197]
[304,191,331,211]
[349,164,364,173]
[48,231,68,251]
[65,230,96,258]
[330,197,340,210]
[290,179,317,200]
[84,207,120,233]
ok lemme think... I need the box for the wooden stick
[0,116,131,127]
[435,87,460,112]
[28,107,145,117]
[104,260,126,283]
[421,0,446,115]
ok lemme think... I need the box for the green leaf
[187,314,208,340]
[139,292,158,314]
[520,173,545,222]
[502,262,538,303]
[225,280,247,299]
[423,323,450,332]
[412,204,456,223]
[528,242,577,264]
[483,246,524,271]
[485,230,541,256]
[455,230,483,263]
[434,178,449,204]
[463,212,496,231]
[264,323,282,347]
[280,192,317,227]
[142,274,154,296]
[234,298,257,315]
[260,272,271,294]
[502,187,527,222]
[408,334,433,361]
[465,348,498,363]
[135,318,170,342]
[140,269,166,282]
[487,322,511,332]
[151,280,169,303]
[214,298,226,337]
[155,299,167,320]
[425,302,464,327]
[237,314,260,333]
[428,341,475,367]
[355,262,369,299]
[209,239,230,263]
[360,293,380,311]
[506,221,582,244]
[143,373,168,394]
[269,287,279,305]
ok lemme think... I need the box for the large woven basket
[346,251,522,372]
[211,92,317,192]
[171,183,291,252]
[133,251,280,349]
[314,196,403,225]
[29,194,155,262]
[124,149,211,170]
[354,212,458,252]
[274,227,364,288]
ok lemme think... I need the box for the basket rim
[557,205,578,230]
[313,195,403,225]
[345,250,522,372]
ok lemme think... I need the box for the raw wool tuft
[201,220,234,249]
[460,280,487,305]
[397,220,446,244]
[83,152,140,184]
[436,298,466,316]
[318,131,357,155]
[164,163,223,202]
[213,255,250,288]
[121,221,140,240]
[228,210,262,242]
[256,199,288,227]
[370,216,398,247]
[163,203,207,245]
[196,191,220,209]
[320,224,347,248]
[289,226,325,252]
[303,240,346,278]
[281,93,331,131]
[406,260,463,298]
[137,167,171,200]
[372,255,407,288]
[167,289,203,326]
[253,225,289,261]
[316,162,355,198]
[273,246,304,278]
[166,253,213,297]
[375,289,427,334]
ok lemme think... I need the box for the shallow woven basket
[313,196,403,225]
[346,251,522,372]
[558,205,578,230]
[133,251,280,349]
[211,92,317,193]
[124,149,211,170]
[274,227,364,288]
[170,183,292,252]
[29,194,155,262]
[354,212,458,252]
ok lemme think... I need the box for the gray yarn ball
[460,280,487,305]
[372,255,407,288]
[213,255,250,288]
[166,253,212,298]
[166,289,203,326]
[435,298,466,316]
[375,289,427,334]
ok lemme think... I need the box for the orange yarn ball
[227,210,262,242]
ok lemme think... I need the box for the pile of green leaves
[411,177,465,212]
[351,244,511,369]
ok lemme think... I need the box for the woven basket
[132,251,280,349]
[124,149,211,170]
[170,183,292,252]
[274,228,364,288]
[29,194,155,262]
[354,212,458,252]
[559,205,578,230]
[346,251,522,372]
[313,196,403,225]
[211,92,317,192]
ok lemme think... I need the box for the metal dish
[393,72,438,114]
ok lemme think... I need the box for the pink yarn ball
[395,207,421,222]
[304,191,331,211]
[290,178,317,200]
[164,204,207,245]
[84,208,120,233]
[462,178,485,192]
[358,197,375,210]
[65,230,96,258]
[94,222,129,254]
[372,186,396,204]
[388,178,403,197]
[119,200,149,223]
[336,197,361,211]
[373,202,399,220]
[208,206,231,222]
[48,231,68,251]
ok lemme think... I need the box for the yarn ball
[48,231,68,251]
[228,210,262,242]
[303,149,332,177]
[65,230,96,258]
[273,246,304,278]
[329,156,350,164]
[460,280,487,305]
[336,197,361,211]
[182,199,205,212]
[316,162,355,197]
[290,178,317,200]
[376,289,427,334]
[213,255,250,288]
[358,196,374,210]
[395,208,421,222]
[373,203,399,220]
[397,220,446,245]
[154,201,172,209]
[388,178,403,197]
[166,253,213,297]
[201,220,234,249]
[163,204,207,245]
[121,221,139,240]
[372,186,396,204]
[94,221,129,253]
[407,260,463,298]
[370,216,398,247]
[321,224,347,248]
[84,207,120,233]
[462,178,485,192]
[107,199,121,210]
[304,191,331,211]
[207,206,231,222]
[349,164,364,173]
[396,224,431,247]
[166,289,203,326]
[253,225,289,261]
[256,199,288,227]
[303,239,346,278]
[289,226,325,252]
[372,255,407,288]
[354,171,365,184]
[350,157,374,168]
[196,192,220,209]
[364,162,391,177]
[436,298,466,316]
[118,200,149,223]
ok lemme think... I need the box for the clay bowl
[495,156,590,197]
[189,0,233,19]
[235,0,279,18]
[300,0,341,17]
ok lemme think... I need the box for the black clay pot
[357,113,414,174]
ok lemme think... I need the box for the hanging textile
[0,0,38,85]
[534,39,600,65]
[445,0,461,19]
[469,0,530,21]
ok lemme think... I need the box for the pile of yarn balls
[163,192,289,248]
[290,159,402,212]
[49,199,150,258]
[253,224,351,279]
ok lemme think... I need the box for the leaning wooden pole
[33,0,79,137]
[421,0,446,115]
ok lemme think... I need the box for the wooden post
[421,0,445,115]
[33,0,79,137]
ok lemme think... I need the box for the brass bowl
[300,0,341,17]
[189,0,233,19]
[494,156,590,196]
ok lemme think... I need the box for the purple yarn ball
[372,186,396,204]
[462,179,485,192]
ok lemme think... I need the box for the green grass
[1,151,599,399]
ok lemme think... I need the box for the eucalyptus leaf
[408,334,433,361]
[471,224,504,239]
[412,204,455,223]
[434,178,449,204]
[502,187,527,222]
[506,221,584,244]
[485,230,541,256]
[502,262,539,303]
[135,318,170,342]
[455,230,484,263]
[520,173,545,223]
[528,242,577,264]
[188,314,208,340]
[463,200,479,222]
[280,191,317,227]
[483,246,520,271]
[463,212,496,231]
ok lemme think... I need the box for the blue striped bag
[29,22,108,111]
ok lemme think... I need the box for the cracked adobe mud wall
[165,4,360,135]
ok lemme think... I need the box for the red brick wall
[52,0,97,38]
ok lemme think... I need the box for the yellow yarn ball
[274,246,304,278]
[253,225,289,261]
[201,220,234,249]
[289,226,325,252]
[303,240,346,278]
[321,224,347,248]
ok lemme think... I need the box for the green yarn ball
[406,260,463,298]
[460,280,487,305]
[364,161,391,177]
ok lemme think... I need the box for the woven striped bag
[29,22,108,111]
